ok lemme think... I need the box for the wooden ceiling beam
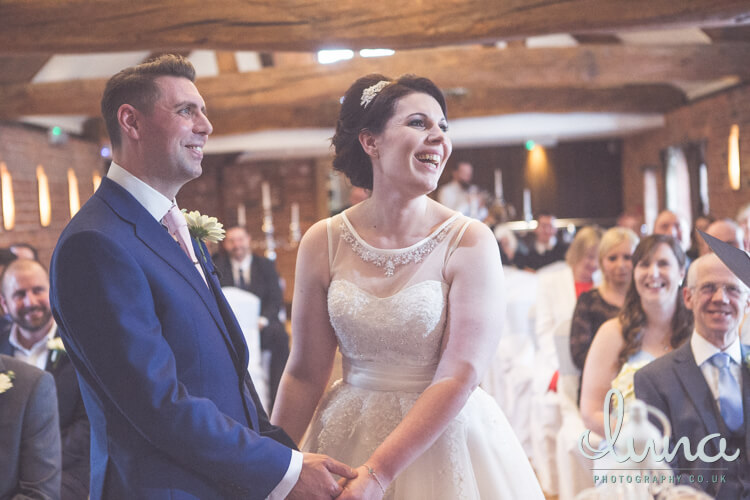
[206,85,685,135]
[0,0,748,54]
[0,55,51,84]
[0,44,740,119]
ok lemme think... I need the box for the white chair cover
[482,267,537,458]
[222,286,270,413]
[553,319,596,500]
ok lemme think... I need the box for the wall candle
[291,202,299,226]
[494,169,503,200]
[523,188,532,222]
[237,203,246,227]
[261,182,271,211]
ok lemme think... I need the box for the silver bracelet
[366,465,386,493]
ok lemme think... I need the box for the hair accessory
[360,80,391,108]
[366,465,386,493]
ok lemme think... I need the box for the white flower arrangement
[0,370,15,394]
[610,359,651,410]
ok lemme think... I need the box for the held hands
[287,453,357,500]
[336,464,387,500]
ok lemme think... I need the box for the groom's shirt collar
[107,161,174,221]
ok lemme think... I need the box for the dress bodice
[326,211,471,377]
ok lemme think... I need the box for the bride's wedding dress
[302,211,544,499]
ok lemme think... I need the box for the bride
[271,74,543,499]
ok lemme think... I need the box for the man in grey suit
[635,253,750,499]
[0,353,61,499]
[0,259,89,499]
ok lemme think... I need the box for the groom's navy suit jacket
[634,341,750,499]
[49,178,295,500]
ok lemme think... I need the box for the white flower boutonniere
[182,210,225,262]
[47,337,66,367]
[47,337,65,353]
[182,210,225,244]
[0,370,15,394]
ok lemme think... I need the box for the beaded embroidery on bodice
[339,212,458,277]
[326,211,466,366]
[328,279,447,365]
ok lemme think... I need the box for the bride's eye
[408,118,426,128]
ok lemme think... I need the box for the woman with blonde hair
[570,227,640,393]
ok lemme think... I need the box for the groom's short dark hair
[101,54,196,149]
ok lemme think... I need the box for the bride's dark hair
[332,74,447,190]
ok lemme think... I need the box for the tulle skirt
[303,379,544,500]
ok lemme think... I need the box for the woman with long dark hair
[580,234,693,437]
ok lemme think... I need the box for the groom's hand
[287,453,357,499]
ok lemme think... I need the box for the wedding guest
[535,225,603,392]
[437,161,488,220]
[736,202,750,251]
[653,210,689,252]
[580,234,692,437]
[0,259,89,499]
[617,212,643,237]
[214,226,290,408]
[570,228,639,384]
[272,74,543,499]
[687,214,715,260]
[0,353,61,499]
[698,218,744,256]
[9,242,39,261]
[636,252,750,499]
[517,213,569,271]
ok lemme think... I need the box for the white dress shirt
[691,331,744,403]
[107,162,302,498]
[9,324,57,371]
[231,255,252,287]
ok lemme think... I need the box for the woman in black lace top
[569,228,639,382]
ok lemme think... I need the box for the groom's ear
[118,104,141,141]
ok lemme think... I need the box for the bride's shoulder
[298,218,332,256]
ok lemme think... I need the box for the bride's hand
[336,465,385,500]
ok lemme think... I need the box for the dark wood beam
[0,0,748,54]
[0,55,50,84]
[0,44,741,119]
[206,85,685,135]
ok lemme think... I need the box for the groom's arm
[51,229,293,498]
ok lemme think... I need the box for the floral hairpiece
[360,80,391,108]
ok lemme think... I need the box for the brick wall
[621,83,750,222]
[177,155,331,305]
[0,122,104,267]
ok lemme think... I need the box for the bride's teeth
[416,154,440,163]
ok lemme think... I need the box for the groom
[49,55,354,499]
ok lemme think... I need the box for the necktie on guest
[162,204,208,286]
[237,268,247,289]
[709,352,744,433]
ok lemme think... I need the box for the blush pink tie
[162,204,207,285]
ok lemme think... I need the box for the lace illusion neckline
[339,211,459,277]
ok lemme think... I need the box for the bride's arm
[341,221,505,497]
[271,220,338,443]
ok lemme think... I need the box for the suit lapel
[197,240,250,373]
[673,341,724,452]
[97,179,242,364]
